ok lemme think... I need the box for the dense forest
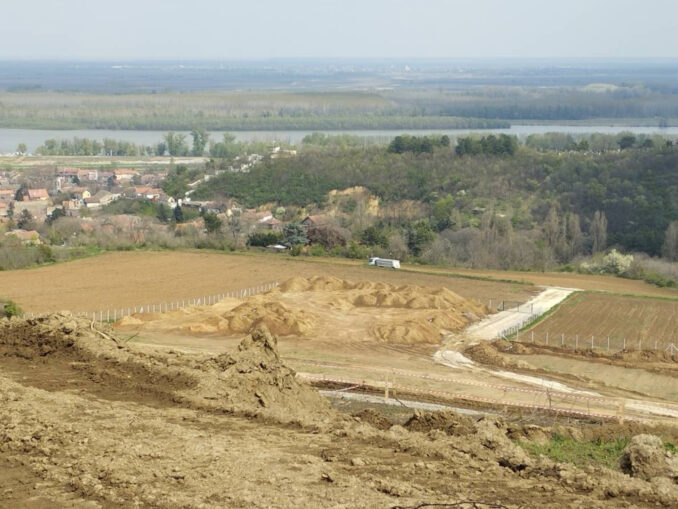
[193,137,678,263]
[2,85,678,131]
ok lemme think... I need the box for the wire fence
[297,372,651,423]
[21,281,280,323]
[484,299,533,314]
[511,330,678,354]
[497,313,541,339]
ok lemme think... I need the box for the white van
[368,257,401,269]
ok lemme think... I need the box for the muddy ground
[1,315,677,508]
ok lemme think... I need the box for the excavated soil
[1,314,678,507]
[116,276,487,346]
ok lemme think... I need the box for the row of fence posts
[21,281,280,323]
[511,329,677,354]
[487,299,533,314]
[498,312,541,339]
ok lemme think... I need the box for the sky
[2,0,677,60]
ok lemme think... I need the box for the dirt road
[464,287,577,340]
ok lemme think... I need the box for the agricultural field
[414,266,678,298]
[525,292,678,349]
[0,250,537,313]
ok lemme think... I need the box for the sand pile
[279,276,487,343]
[221,300,316,336]
[117,294,316,337]
[371,319,443,344]
[116,276,487,345]
[619,434,678,483]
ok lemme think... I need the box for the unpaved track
[433,287,678,421]
[464,287,577,340]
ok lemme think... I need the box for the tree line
[194,139,678,259]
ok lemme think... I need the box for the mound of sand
[116,276,487,345]
[371,319,443,344]
[203,325,331,420]
[619,434,678,482]
[221,300,316,336]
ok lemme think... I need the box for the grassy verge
[519,433,676,471]
[520,434,629,470]
[398,267,533,286]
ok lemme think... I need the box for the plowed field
[0,251,536,313]
[526,292,678,348]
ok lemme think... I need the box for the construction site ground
[2,314,677,508]
[2,253,678,507]
[115,274,678,424]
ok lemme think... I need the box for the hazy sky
[2,0,677,60]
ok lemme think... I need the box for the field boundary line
[22,281,280,322]
[298,373,644,422]
[292,358,678,414]
[287,357,611,403]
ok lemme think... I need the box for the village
[0,146,331,253]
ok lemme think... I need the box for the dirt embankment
[1,314,677,508]
[0,314,331,424]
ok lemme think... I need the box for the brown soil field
[526,292,678,348]
[0,251,536,313]
[1,314,677,508]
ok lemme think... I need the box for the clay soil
[2,314,677,508]
[0,251,537,313]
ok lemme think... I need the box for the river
[2,125,678,154]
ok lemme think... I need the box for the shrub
[2,299,22,318]
[309,244,327,256]
[247,231,282,247]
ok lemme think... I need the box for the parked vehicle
[368,257,400,269]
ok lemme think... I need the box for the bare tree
[566,213,583,259]
[663,221,678,261]
[590,210,608,253]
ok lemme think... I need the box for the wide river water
[2,125,678,154]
